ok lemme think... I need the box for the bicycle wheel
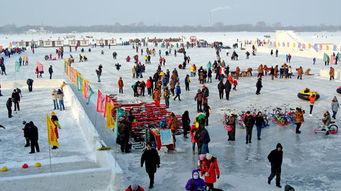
[329,125,338,134]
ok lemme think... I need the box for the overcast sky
[2,0,340,26]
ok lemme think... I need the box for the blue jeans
[59,100,65,111]
[201,143,209,154]
[53,100,59,110]
[256,126,262,139]
[165,98,169,107]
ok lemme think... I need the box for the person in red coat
[202,153,220,190]
[125,184,144,191]
[146,78,153,96]
[190,124,199,154]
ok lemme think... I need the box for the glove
[141,164,143,168]
[217,176,220,179]
[157,164,160,168]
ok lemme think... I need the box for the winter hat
[192,169,200,178]
[199,154,205,161]
[284,185,295,191]
[206,153,212,160]
[276,143,283,149]
[22,121,27,125]
[131,184,139,191]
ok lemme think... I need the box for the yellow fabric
[106,102,115,129]
[46,114,60,147]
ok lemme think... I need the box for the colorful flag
[114,108,126,136]
[67,65,71,79]
[105,102,115,129]
[46,114,60,147]
[71,68,76,82]
[77,74,83,91]
[83,78,89,99]
[323,53,330,62]
[86,86,94,105]
[15,61,20,72]
[96,90,106,113]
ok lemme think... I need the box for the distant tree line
[0,22,341,34]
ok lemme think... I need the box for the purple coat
[185,170,206,191]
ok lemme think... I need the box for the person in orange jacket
[309,94,316,116]
[295,107,305,134]
[118,77,124,93]
[202,153,220,190]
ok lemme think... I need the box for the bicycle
[314,121,338,135]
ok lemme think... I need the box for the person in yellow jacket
[190,65,195,77]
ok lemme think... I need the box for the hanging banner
[46,114,60,147]
[114,108,127,138]
[86,86,94,105]
[105,102,115,128]
[83,78,89,99]
[15,61,20,72]
[96,90,106,113]
[160,129,173,145]
[67,65,71,79]
[77,74,83,91]
[71,68,77,82]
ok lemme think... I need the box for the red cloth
[203,158,220,184]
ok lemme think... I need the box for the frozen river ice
[1,33,341,190]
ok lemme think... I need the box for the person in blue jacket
[174,83,181,101]
[185,169,206,191]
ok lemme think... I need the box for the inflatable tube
[336,87,341,94]
[297,90,320,101]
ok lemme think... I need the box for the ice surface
[1,32,341,190]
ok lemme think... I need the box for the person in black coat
[28,121,39,154]
[48,65,53,79]
[118,116,132,153]
[203,103,211,126]
[217,80,224,99]
[225,80,232,100]
[244,111,255,144]
[22,121,30,147]
[26,78,34,92]
[182,111,190,138]
[196,122,210,154]
[141,142,160,189]
[255,112,265,140]
[268,143,283,188]
[11,89,20,111]
[6,97,13,118]
[227,113,237,141]
[256,78,263,95]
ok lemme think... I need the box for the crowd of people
[2,38,340,191]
